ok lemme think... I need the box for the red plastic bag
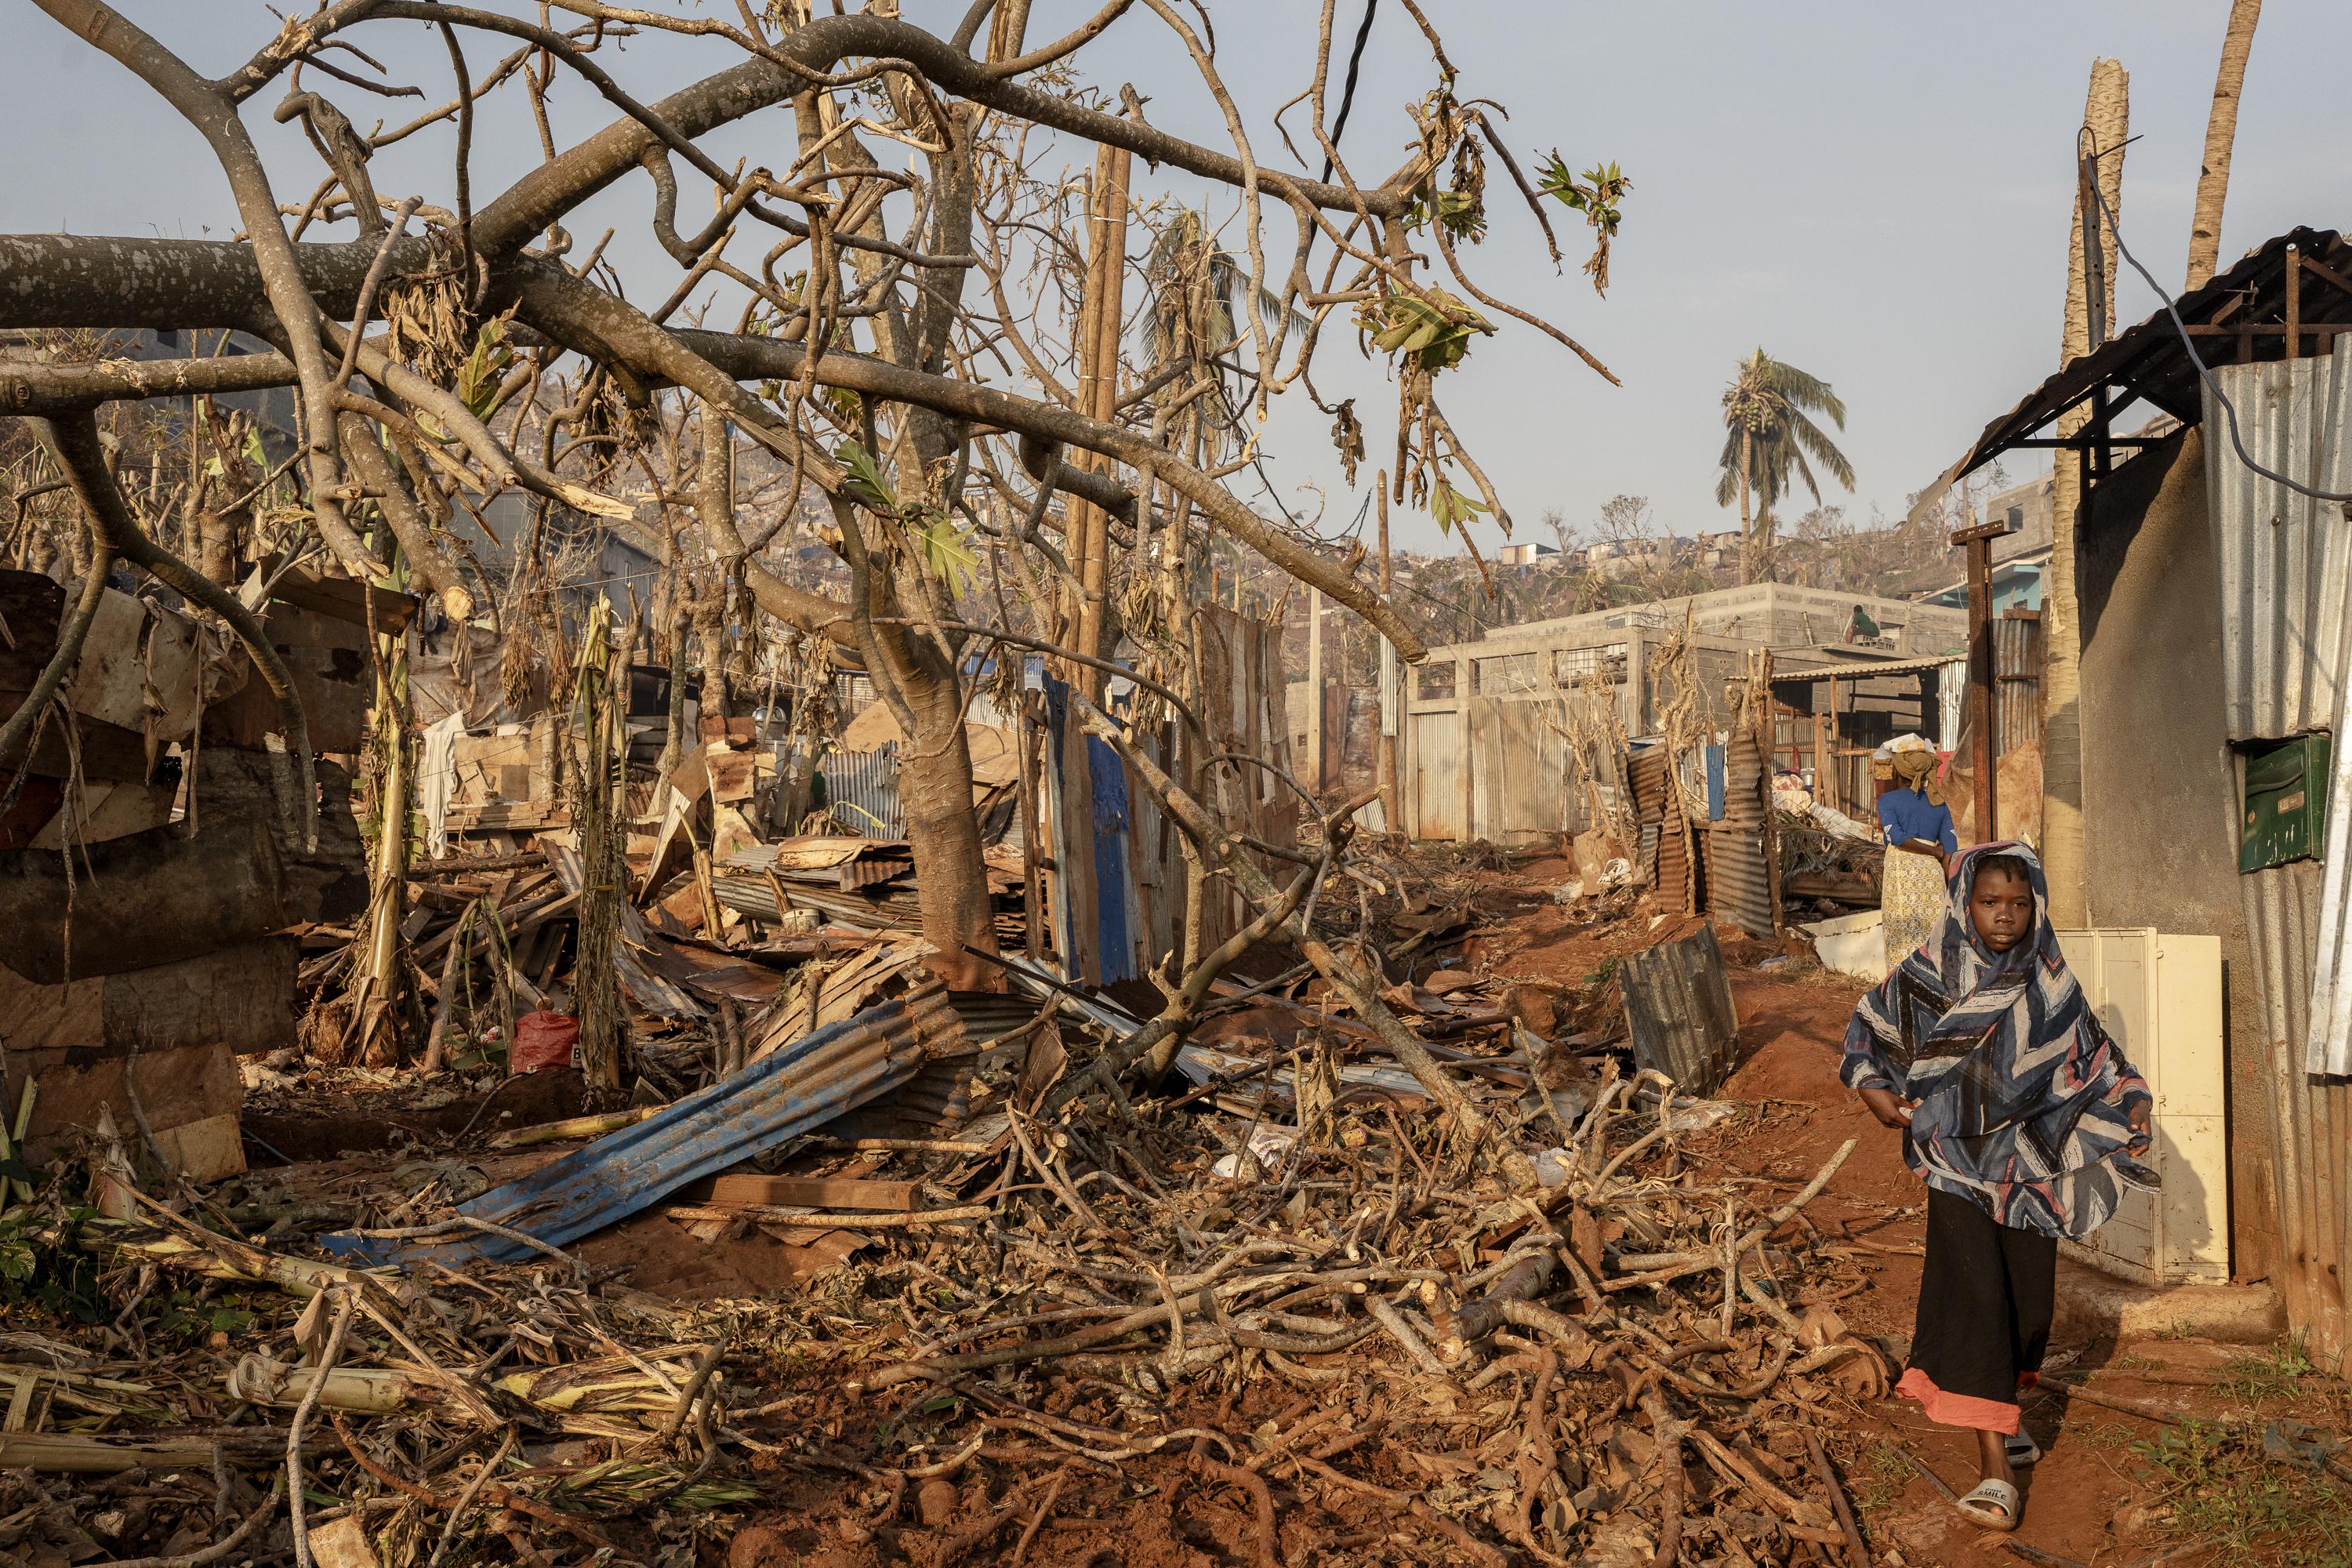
[509,1011,579,1075]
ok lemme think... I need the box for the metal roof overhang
[1924,227,2352,506]
[1768,652,1960,687]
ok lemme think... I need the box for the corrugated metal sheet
[327,986,966,1267]
[2241,862,2352,1368]
[2308,693,2352,1076]
[1630,749,1691,911]
[1994,615,2043,757]
[710,871,920,931]
[1707,823,1772,938]
[1707,736,1773,937]
[822,745,906,837]
[1719,736,1766,826]
[2205,352,2352,742]
[1618,924,1738,1095]
[2205,348,2352,1370]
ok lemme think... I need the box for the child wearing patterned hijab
[1841,843,2154,1531]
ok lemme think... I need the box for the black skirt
[1896,1186,2056,1434]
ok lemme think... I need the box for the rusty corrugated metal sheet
[329,986,967,1267]
[1707,736,1773,936]
[2205,353,2352,742]
[1720,735,1766,826]
[1993,615,2043,756]
[1707,822,1773,938]
[838,845,916,891]
[1618,924,1738,1095]
[1630,748,1691,910]
[710,866,919,931]
[2240,863,2352,1369]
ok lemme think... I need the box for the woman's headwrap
[1838,842,2154,1239]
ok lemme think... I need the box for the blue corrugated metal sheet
[1087,735,1135,985]
[325,986,964,1265]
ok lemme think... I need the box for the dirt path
[1461,867,2350,1566]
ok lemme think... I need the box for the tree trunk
[1737,427,1754,585]
[883,627,1000,989]
[358,631,411,1065]
[2043,56,2128,927]
[2186,0,2261,290]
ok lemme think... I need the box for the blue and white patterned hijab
[1839,841,2154,1239]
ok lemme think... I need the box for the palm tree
[2186,0,2263,289]
[1714,349,1856,583]
[1137,206,1301,430]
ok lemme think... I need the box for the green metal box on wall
[2239,732,2331,873]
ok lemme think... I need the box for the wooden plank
[706,1174,920,1212]
[248,557,418,635]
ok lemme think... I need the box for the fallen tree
[2,0,1624,1036]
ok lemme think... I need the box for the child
[1841,844,2153,1531]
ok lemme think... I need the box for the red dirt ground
[260,858,2344,1566]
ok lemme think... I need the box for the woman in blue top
[1876,742,1957,966]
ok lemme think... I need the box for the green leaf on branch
[1536,154,1632,295]
[1359,289,1490,373]
[914,511,979,595]
[836,441,897,513]
[1430,478,1490,535]
[455,317,515,422]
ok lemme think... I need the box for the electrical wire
[2085,174,2352,503]
[1320,0,1379,185]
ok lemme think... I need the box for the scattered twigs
[78,1475,285,1568]
[285,1290,356,1568]
[423,1432,515,1568]
[1189,1450,1278,1568]
[1806,1427,1873,1568]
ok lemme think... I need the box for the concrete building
[1502,581,1966,659]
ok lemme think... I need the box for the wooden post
[1459,652,1475,843]
[1375,477,1402,830]
[1812,706,1828,813]
[1824,673,1839,812]
[1757,649,1785,935]
[1066,143,1131,695]
[2287,242,2302,363]
[1954,517,2013,843]
[1306,585,1325,790]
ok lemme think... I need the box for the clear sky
[7,2,2345,557]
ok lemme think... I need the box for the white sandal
[2005,1433,2041,1467]
[1956,1478,2020,1530]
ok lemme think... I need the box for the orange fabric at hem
[1898,1367,2021,1434]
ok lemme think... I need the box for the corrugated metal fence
[1706,735,1774,938]
[818,743,905,838]
[1994,613,2044,757]
[2202,350,2352,1370]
